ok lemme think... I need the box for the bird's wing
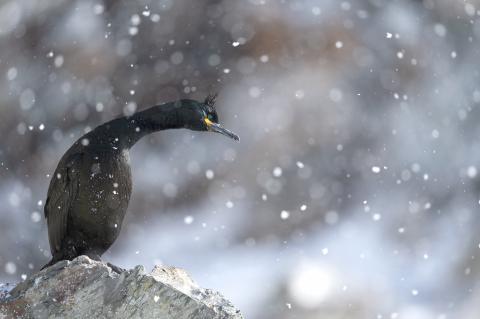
[44,153,82,256]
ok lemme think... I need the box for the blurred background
[1,0,480,318]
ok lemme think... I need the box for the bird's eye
[207,114,213,121]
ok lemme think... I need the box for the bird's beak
[204,118,240,141]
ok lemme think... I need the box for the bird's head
[178,93,239,141]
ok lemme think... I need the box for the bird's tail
[40,257,58,270]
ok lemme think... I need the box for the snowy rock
[0,256,243,319]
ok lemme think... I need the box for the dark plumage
[42,95,239,272]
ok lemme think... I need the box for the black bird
[42,94,239,272]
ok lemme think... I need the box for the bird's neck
[91,102,183,150]
[132,102,183,133]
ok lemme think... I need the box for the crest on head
[204,93,218,111]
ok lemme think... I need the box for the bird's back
[45,135,132,259]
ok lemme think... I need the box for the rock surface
[0,256,243,319]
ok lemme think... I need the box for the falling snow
[0,2,478,319]
[280,210,290,220]
[184,216,194,225]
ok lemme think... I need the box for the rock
[0,256,243,319]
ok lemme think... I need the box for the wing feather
[44,153,82,256]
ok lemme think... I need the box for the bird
[41,94,239,272]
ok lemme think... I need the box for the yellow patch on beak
[204,117,214,127]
